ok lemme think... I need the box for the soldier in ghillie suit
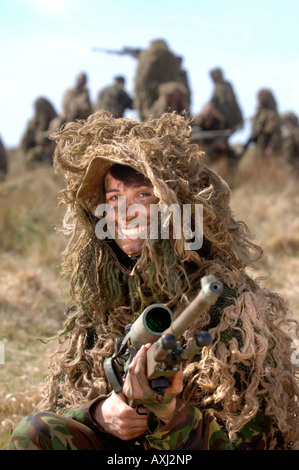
[209,67,243,131]
[62,72,92,122]
[192,103,238,171]
[147,81,190,119]
[94,76,133,118]
[10,112,299,450]
[20,96,57,167]
[0,136,8,181]
[280,111,299,173]
[134,39,181,120]
[243,88,282,157]
[173,56,191,110]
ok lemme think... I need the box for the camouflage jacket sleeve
[61,397,270,450]
[145,399,271,450]
[62,395,110,435]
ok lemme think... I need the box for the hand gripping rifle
[104,275,223,403]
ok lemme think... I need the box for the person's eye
[106,194,119,202]
[137,190,154,198]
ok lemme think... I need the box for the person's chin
[120,239,143,257]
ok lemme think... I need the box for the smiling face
[104,167,159,257]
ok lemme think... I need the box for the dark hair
[114,76,125,84]
[108,163,152,186]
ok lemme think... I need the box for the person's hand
[123,343,183,424]
[92,390,148,440]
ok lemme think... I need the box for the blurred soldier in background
[173,56,191,110]
[94,76,133,118]
[20,97,57,167]
[209,67,243,131]
[280,111,299,173]
[0,136,8,181]
[193,102,226,131]
[242,88,281,157]
[192,102,238,170]
[134,39,181,120]
[147,81,190,119]
[62,72,92,122]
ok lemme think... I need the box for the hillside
[0,147,298,449]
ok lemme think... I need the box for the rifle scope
[129,304,174,349]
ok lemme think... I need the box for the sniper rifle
[91,46,142,58]
[104,275,223,403]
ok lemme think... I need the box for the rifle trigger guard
[135,404,147,415]
[156,391,165,403]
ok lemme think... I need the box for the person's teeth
[122,226,147,236]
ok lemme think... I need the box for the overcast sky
[1,0,298,148]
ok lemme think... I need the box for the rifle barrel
[166,276,222,339]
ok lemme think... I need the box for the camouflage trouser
[9,412,138,451]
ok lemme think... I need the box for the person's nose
[126,195,138,222]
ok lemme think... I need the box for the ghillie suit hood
[251,88,281,154]
[257,88,278,111]
[147,81,190,119]
[38,111,299,448]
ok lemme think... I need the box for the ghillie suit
[0,136,8,181]
[31,112,298,449]
[281,111,299,172]
[20,96,58,166]
[94,81,133,118]
[192,103,238,173]
[62,73,92,123]
[248,88,282,155]
[134,39,181,120]
[209,67,243,131]
[147,81,190,119]
[192,103,237,166]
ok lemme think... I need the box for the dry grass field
[0,145,298,449]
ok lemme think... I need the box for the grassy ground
[0,151,67,449]
[0,146,298,449]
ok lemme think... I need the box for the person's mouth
[120,225,148,238]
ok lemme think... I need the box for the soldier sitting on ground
[10,112,299,451]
